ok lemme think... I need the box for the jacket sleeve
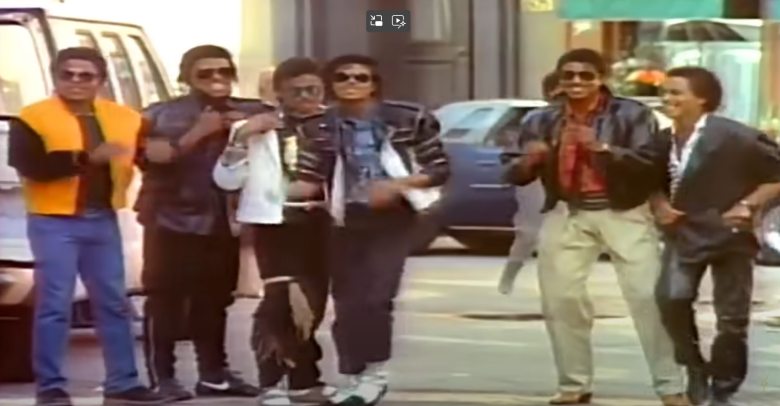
[747,131,780,184]
[135,104,178,171]
[599,106,659,174]
[212,120,250,191]
[8,118,85,181]
[411,110,450,187]
[503,113,544,186]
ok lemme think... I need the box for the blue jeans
[28,210,140,393]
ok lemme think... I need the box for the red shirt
[557,96,608,197]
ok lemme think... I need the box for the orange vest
[18,97,141,215]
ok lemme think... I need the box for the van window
[75,31,115,101]
[125,36,167,104]
[0,23,48,115]
[102,33,142,109]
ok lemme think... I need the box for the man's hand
[222,110,249,128]
[287,181,320,200]
[523,140,551,165]
[145,139,177,163]
[288,282,315,341]
[653,200,686,226]
[88,142,131,164]
[191,107,225,138]
[368,179,405,209]
[568,124,607,152]
[722,203,753,229]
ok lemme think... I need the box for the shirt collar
[672,114,709,135]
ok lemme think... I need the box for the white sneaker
[258,387,292,406]
[326,376,360,405]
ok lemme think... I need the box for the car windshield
[436,105,508,144]
[0,23,48,115]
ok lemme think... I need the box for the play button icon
[392,15,405,28]
[366,10,410,32]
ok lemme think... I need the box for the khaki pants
[537,203,683,396]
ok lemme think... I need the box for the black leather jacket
[296,100,450,188]
[505,90,661,212]
[135,94,273,235]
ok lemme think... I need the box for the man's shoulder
[19,97,62,118]
[380,99,429,120]
[706,115,763,141]
[608,96,653,114]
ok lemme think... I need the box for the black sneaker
[36,388,73,406]
[155,378,194,402]
[103,386,167,405]
[195,372,259,398]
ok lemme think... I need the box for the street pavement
[3,238,780,405]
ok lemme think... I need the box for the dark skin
[652,76,780,229]
[145,57,278,163]
[55,59,131,164]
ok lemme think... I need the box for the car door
[438,104,519,229]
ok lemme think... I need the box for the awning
[770,0,780,19]
[559,0,725,20]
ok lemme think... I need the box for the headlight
[759,204,780,254]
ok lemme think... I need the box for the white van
[0,4,174,382]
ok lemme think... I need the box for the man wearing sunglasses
[213,56,334,405]
[293,54,449,406]
[8,47,166,406]
[505,49,686,406]
[135,45,276,401]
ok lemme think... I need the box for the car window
[101,33,142,109]
[439,106,505,144]
[484,107,536,148]
[0,23,47,115]
[125,35,168,105]
[75,30,115,101]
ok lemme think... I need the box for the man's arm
[289,118,333,198]
[743,131,780,208]
[406,110,449,188]
[503,113,547,186]
[8,119,85,181]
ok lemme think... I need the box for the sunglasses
[334,72,372,83]
[58,70,99,83]
[561,70,598,81]
[195,67,236,80]
[289,85,322,98]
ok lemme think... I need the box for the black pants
[250,212,330,390]
[331,209,415,375]
[655,245,753,397]
[141,226,239,386]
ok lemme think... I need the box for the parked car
[412,99,547,253]
[0,4,176,382]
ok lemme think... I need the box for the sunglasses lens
[354,74,371,83]
[562,71,597,81]
[59,71,97,82]
[334,73,350,82]
[196,67,234,80]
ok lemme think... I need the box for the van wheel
[0,308,35,382]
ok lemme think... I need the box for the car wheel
[0,307,34,382]
[757,202,780,265]
[451,232,513,255]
